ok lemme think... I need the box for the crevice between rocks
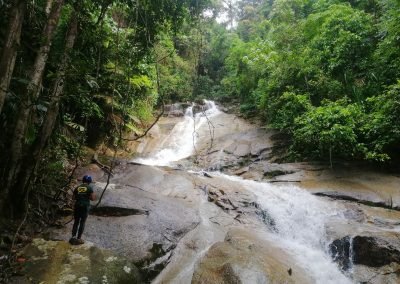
[90,206,149,217]
[313,192,400,211]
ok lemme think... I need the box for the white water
[139,101,352,283]
[216,173,352,283]
[154,187,226,283]
[133,100,220,166]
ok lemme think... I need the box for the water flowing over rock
[33,100,400,283]
[192,228,314,284]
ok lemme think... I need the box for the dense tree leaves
[0,0,212,216]
[293,99,364,161]
[268,92,312,131]
[199,0,400,163]
[1,0,399,216]
[361,81,400,161]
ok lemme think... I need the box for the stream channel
[132,101,351,283]
[52,100,400,283]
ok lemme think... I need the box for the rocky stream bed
[13,101,400,283]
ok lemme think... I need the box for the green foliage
[221,37,266,112]
[34,133,77,195]
[268,92,312,131]
[0,0,215,216]
[305,4,375,78]
[155,31,194,102]
[373,0,400,86]
[1,0,400,184]
[293,99,364,161]
[361,81,400,161]
[193,0,400,163]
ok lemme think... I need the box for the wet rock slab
[55,164,201,265]
[327,220,400,283]
[192,228,314,284]
[49,106,400,284]
[299,168,400,209]
[15,238,141,283]
[330,231,400,264]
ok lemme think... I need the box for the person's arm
[73,187,78,200]
[89,192,96,201]
[89,186,95,201]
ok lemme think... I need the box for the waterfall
[214,173,352,283]
[132,100,220,166]
[133,100,352,283]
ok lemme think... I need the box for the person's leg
[71,210,80,238]
[77,214,87,239]
[77,207,89,239]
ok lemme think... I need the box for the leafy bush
[361,81,400,161]
[268,92,312,131]
[292,99,364,162]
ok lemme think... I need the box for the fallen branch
[92,153,113,176]
[121,103,164,142]
[122,50,165,142]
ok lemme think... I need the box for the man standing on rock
[70,175,95,245]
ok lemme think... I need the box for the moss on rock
[18,238,142,283]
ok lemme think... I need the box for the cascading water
[132,100,220,166]
[216,173,352,283]
[134,100,352,283]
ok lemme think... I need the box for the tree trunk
[2,0,65,215]
[11,10,79,216]
[45,0,54,15]
[0,0,26,114]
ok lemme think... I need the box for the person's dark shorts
[74,205,89,218]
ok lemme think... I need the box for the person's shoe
[76,238,84,245]
[69,237,77,244]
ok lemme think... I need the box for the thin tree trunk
[4,0,65,213]
[11,10,78,215]
[96,0,112,79]
[45,0,54,15]
[0,0,26,114]
[96,0,112,25]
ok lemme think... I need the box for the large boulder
[327,224,400,284]
[192,228,314,284]
[54,164,200,267]
[330,233,400,269]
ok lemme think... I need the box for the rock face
[53,164,201,281]
[330,233,400,269]
[192,228,313,284]
[35,102,400,284]
[17,238,141,283]
[352,236,400,267]
[330,236,352,270]
[328,229,400,284]
[299,168,400,210]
